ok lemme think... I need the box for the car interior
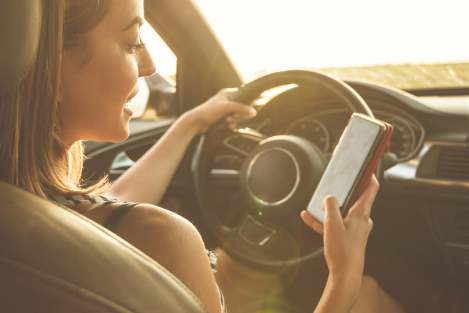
[2,0,469,312]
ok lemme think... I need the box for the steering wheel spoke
[220,211,315,267]
[218,212,279,253]
[209,168,239,180]
[222,128,266,157]
[235,213,277,247]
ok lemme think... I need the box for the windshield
[194,0,469,90]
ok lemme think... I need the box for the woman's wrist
[325,272,362,306]
[178,110,204,135]
[314,273,361,313]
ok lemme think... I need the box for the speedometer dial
[376,111,417,161]
[286,118,330,152]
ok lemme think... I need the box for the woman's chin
[110,127,130,143]
[109,134,129,143]
[104,122,131,143]
[108,111,132,142]
[82,115,131,143]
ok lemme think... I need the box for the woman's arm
[305,177,379,313]
[107,112,199,204]
[107,90,256,204]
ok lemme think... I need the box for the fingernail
[248,107,257,116]
[324,196,337,214]
[324,196,332,207]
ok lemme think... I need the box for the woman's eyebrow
[121,16,144,32]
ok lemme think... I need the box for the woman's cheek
[103,57,138,104]
[88,39,139,114]
[118,53,140,98]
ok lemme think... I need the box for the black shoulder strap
[102,202,138,231]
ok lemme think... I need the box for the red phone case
[349,115,394,204]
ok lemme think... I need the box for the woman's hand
[183,89,257,134]
[301,176,379,303]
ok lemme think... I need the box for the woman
[0,0,402,312]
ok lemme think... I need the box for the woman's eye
[126,34,145,54]
[127,42,145,54]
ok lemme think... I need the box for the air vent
[436,146,469,181]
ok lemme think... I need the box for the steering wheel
[192,70,377,270]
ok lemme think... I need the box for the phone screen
[307,115,382,222]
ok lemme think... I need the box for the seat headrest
[0,0,42,92]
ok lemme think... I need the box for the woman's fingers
[300,210,324,235]
[225,116,233,123]
[301,196,346,236]
[219,89,256,117]
[210,89,257,126]
[323,196,345,234]
[225,102,257,118]
[223,104,256,129]
[191,89,257,134]
[225,116,236,128]
[367,217,374,233]
[219,87,239,95]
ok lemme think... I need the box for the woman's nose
[138,47,156,77]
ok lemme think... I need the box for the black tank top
[47,193,137,231]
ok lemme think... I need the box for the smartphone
[306,113,393,223]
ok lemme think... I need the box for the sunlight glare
[194,0,469,79]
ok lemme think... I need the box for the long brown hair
[0,0,110,198]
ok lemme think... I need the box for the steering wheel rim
[193,70,378,270]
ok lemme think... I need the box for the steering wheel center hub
[246,148,300,206]
[240,135,326,215]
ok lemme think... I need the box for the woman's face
[60,0,155,146]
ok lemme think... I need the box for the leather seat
[0,1,205,312]
[0,182,205,312]
[0,1,41,91]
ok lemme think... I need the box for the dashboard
[206,83,469,304]
[247,101,425,163]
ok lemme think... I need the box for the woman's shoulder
[48,192,222,308]
[48,192,197,236]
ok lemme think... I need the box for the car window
[128,22,177,120]
[195,0,469,90]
